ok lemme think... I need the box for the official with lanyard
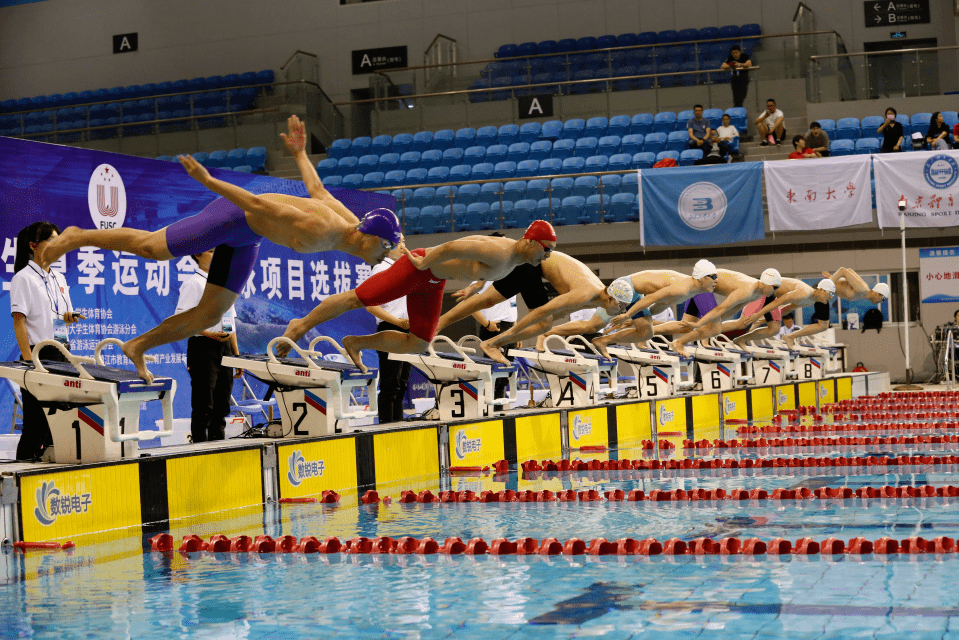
[10,222,84,460]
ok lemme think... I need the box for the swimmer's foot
[39,226,82,267]
[671,340,689,357]
[121,340,154,384]
[535,335,546,352]
[784,336,795,350]
[480,341,509,365]
[592,336,612,360]
[342,336,368,373]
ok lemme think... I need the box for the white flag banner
[875,150,959,228]
[764,155,873,231]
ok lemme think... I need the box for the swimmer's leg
[343,332,428,373]
[41,226,172,266]
[123,282,237,383]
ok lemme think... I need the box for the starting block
[738,339,791,385]
[707,336,754,385]
[606,339,694,399]
[684,339,744,392]
[0,339,175,463]
[765,339,823,380]
[222,337,378,437]
[509,336,617,408]
[389,336,518,421]
[809,331,844,372]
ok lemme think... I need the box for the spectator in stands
[805,121,830,157]
[877,107,904,153]
[686,105,712,150]
[715,114,738,158]
[788,134,819,159]
[952,122,959,149]
[852,362,869,372]
[777,312,798,338]
[926,111,951,150]
[756,99,785,146]
[694,131,728,165]
[721,45,752,108]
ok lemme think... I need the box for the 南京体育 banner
[875,150,959,228]
[764,155,873,232]
[638,163,764,247]
[0,136,389,433]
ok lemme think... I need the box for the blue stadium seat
[656,150,680,164]
[471,126,496,147]
[246,147,267,171]
[631,152,656,169]
[598,135,621,157]
[724,108,748,134]
[524,179,548,202]
[441,147,465,168]
[855,138,881,154]
[609,192,638,222]
[608,153,631,172]
[449,164,472,182]
[233,165,253,173]
[405,168,428,185]
[362,172,385,189]
[549,177,574,200]
[717,24,740,42]
[371,134,392,155]
[656,30,678,44]
[616,33,637,48]
[342,173,364,189]
[461,202,490,232]
[503,200,527,228]
[679,149,703,166]
[643,132,667,154]
[503,181,527,203]
[562,119,586,139]
[703,108,724,125]
[392,133,413,155]
[358,154,379,173]
[496,44,519,59]
[479,182,503,204]
[420,149,443,169]
[677,109,695,125]
[537,40,558,55]
[207,150,228,168]
[620,134,644,156]
[434,185,458,207]
[555,196,585,226]
[485,144,508,165]
[471,163,494,181]
[740,23,761,44]
[529,140,552,161]
[583,194,610,223]
[585,116,608,138]
[911,113,932,136]
[433,129,455,150]
[551,139,575,159]
[652,111,676,134]
[677,28,699,42]
[396,206,418,232]
[412,131,433,152]
[516,159,540,178]
[411,187,435,209]
[416,205,444,235]
[507,142,530,162]
[836,118,861,141]
[379,153,400,173]
[454,127,477,149]
[600,174,622,197]
[399,151,421,171]
[860,116,885,138]
[574,175,599,198]
[541,120,564,140]
[539,158,563,176]
[897,114,912,138]
[666,131,689,152]
[562,157,585,174]
[464,146,486,165]
[517,122,541,144]
[323,175,343,187]
[556,39,576,53]
[458,183,481,206]
[622,171,639,193]
[493,161,517,180]
[383,170,407,188]
[225,148,247,168]
[816,119,836,137]
[606,115,630,138]
[829,139,855,157]
[351,136,372,157]
[427,166,450,183]
[574,137,598,158]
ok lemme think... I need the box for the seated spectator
[877,107,904,153]
[788,134,819,159]
[755,98,785,146]
[805,121,830,157]
[926,111,951,150]
[686,104,711,150]
[852,361,868,372]
[777,312,798,338]
[694,131,728,165]
[715,113,738,158]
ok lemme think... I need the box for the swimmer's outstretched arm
[402,238,508,272]
[179,155,275,216]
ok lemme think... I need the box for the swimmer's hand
[280,115,306,155]
[402,244,429,270]
[396,319,410,331]
[821,271,832,279]
[740,313,762,328]
[277,319,308,357]
[179,154,212,184]
[609,313,631,329]
[452,281,484,301]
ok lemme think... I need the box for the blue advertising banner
[0,136,388,435]
[638,163,765,247]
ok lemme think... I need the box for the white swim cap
[817,278,836,294]
[873,282,890,299]
[759,268,782,287]
[692,259,717,279]
[607,277,635,304]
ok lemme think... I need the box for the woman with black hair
[9,221,84,460]
[926,111,951,150]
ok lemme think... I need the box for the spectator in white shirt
[715,114,739,158]
[777,312,799,338]
[755,98,785,146]
[174,249,241,443]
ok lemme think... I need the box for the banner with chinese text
[0,136,386,432]
[638,163,764,246]
[764,155,872,231]
[919,247,959,304]
[874,151,959,228]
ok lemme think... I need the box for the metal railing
[946,329,955,390]
[809,45,959,102]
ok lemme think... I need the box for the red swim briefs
[355,249,447,341]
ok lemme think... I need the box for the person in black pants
[367,248,411,423]
[175,249,241,443]
[721,46,752,108]
[473,280,517,399]
[9,222,84,460]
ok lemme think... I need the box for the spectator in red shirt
[852,362,868,372]
[788,134,819,160]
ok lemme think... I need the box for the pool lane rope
[152,533,956,557]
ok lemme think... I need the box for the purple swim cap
[356,208,402,247]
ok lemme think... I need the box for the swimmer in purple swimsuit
[40,115,402,383]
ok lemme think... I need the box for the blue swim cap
[356,208,402,247]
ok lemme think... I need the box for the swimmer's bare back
[244,193,355,253]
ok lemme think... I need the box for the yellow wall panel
[655,397,686,436]
[449,420,505,467]
[750,387,775,421]
[691,394,720,440]
[798,382,817,407]
[567,407,608,449]
[167,449,262,521]
[818,380,836,405]
[278,438,358,499]
[373,428,440,485]
[515,413,562,461]
[616,402,652,444]
[837,376,853,401]
[775,385,796,411]
[722,390,749,421]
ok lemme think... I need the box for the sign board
[864,1,930,27]
[518,94,554,119]
[919,247,959,304]
[113,33,138,54]
[351,45,408,75]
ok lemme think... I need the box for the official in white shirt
[10,222,83,460]
[175,249,240,443]
[777,312,800,338]
[366,248,412,423]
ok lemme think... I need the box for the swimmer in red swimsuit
[278,221,559,371]
[39,116,400,383]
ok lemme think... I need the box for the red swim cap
[523,220,557,242]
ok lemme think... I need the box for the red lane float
[13,540,75,551]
